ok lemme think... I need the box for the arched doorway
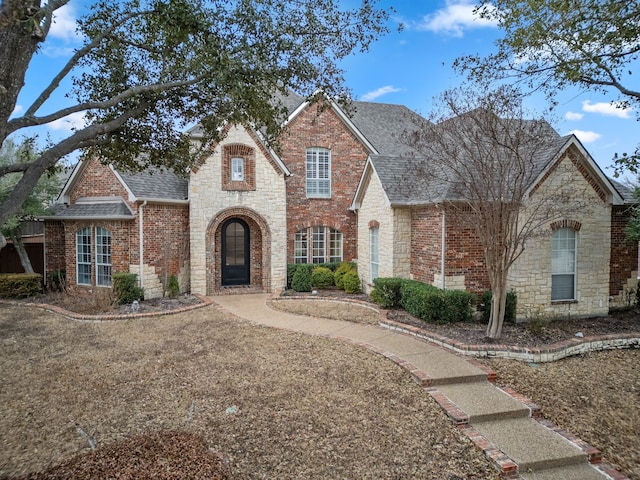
[221,218,250,286]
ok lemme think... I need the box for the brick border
[0,294,214,322]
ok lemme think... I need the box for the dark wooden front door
[221,219,250,286]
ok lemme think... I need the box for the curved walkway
[212,293,628,480]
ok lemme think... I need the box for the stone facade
[189,125,287,295]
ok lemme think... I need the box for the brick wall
[45,221,66,275]
[609,204,639,304]
[70,158,132,207]
[410,206,442,286]
[280,100,369,263]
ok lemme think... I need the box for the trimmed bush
[481,290,517,323]
[167,274,180,298]
[334,262,356,290]
[291,264,312,292]
[342,270,362,294]
[113,273,144,305]
[398,279,474,324]
[311,266,334,289]
[287,264,298,289]
[370,277,404,308]
[0,273,43,298]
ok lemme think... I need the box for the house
[43,92,638,318]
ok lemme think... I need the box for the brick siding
[610,204,639,300]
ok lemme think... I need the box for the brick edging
[0,294,214,322]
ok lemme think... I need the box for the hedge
[342,269,362,294]
[0,273,43,298]
[334,262,356,290]
[370,277,475,324]
[311,267,334,289]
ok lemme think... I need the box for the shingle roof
[116,167,188,201]
[608,177,637,204]
[349,101,431,156]
[45,197,135,220]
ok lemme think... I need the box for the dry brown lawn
[0,303,498,479]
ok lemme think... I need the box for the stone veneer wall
[509,152,611,319]
[189,125,287,295]
[356,171,411,292]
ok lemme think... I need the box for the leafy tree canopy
[0,0,391,243]
[454,0,640,175]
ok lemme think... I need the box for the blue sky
[12,0,639,181]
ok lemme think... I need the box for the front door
[221,218,250,286]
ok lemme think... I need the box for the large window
[551,228,576,301]
[76,226,112,286]
[370,227,379,282]
[294,227,342,264]
[306,147,331,198]
[95,227,112,286]
[76,228,92,285]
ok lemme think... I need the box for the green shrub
[316,262,341,272]
[48,269,66,292]
[291,264,312,292]
[370,277,404,308]
[342,270,362,294]
[636,280,640,307]
[311,266,334,289]
[113,273,144,305]
[334,262,356,290]
[441,289,475,323]
[0,273,43,298]
[167,274,179,298]
[399,280,473,324]
[481,290,517,323]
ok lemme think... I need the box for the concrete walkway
[212,293,624,480]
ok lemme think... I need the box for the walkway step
[519,463,608,480]
[473,417,586,472]
[437,382,530,423]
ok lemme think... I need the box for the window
[294,230,308,264]
[370,227,379,282]
[231,157,244,181]
[76,228,92,285]
[294,227,342,263]
[306,147,331,198]
[552,228,576,301]
[96,227,112,286]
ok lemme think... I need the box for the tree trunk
[11,232,34,273]
[486,276,507,339]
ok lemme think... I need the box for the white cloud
[415,1,498,37]
[582,100,633,119]
[564,111,583,121]
[361,86,402,101]
[11,104,23,117]
[569,129,601,143]
[49,4,80,42]
[48,111,87,132]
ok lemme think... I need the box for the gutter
[139,201,147,290]
[441,208,446,290]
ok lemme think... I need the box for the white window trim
[294,226,343,264]
[370,227,379,282]
[76,227,92,286]
[551,228,577,301]
[306,147,331,198]
[95,227,112,287]
[231,157,244,181]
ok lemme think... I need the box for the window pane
[552,274,574,301]
[231,157,244,181]
[294,230,308,264]
[329,229,343,263]
[76,228,92,285]
[96,227,112,286]
[312,226,325,263]
[306,148,331,198]
[370,227,379,281]
[225,221,245,266]
[551,228,576,300]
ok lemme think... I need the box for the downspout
[138,201,147,289]
[441,208,446,290]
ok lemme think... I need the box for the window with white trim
[231,157,244,181]
[294,227,342,263]
[76,228,92,285]
[306,147,331,198]
[96,227,112,286]
[551,228,576,301]
[370,227,379,282]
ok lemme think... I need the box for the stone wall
[189,125,287,294]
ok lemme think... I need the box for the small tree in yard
[0,0,391,248]
[406,85,589,339]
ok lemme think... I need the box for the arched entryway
[205,208,271,294]
[221,218,250,286]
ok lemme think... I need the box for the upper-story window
[551,227,576,301]
[231,157,244,181]
[306,147,331,198]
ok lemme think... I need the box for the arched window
[294,226,342,264]
[76,228,92,285]
[370,226,379,282]
[96,227,112,286]
[551,227,576,301]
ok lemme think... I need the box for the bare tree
[407,86,589,338]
